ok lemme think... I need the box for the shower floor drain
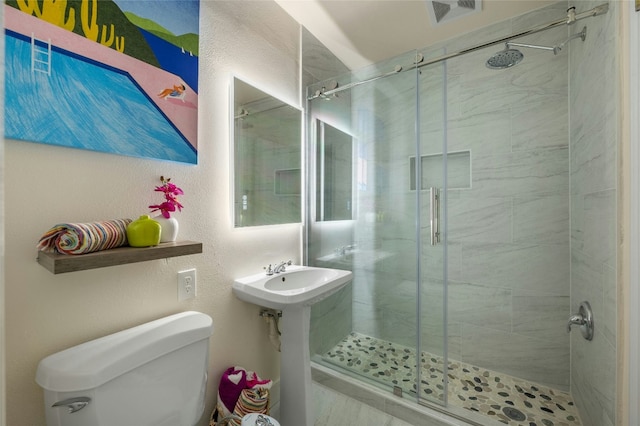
[502,406,526,421]
[322,332,582,426]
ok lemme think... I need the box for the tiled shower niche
[409,150,471,190]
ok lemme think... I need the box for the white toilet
[36,311,214,426]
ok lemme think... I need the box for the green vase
[126,215,161,247]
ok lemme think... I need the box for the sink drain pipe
[260,309,282,352]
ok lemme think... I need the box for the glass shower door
[307,50,449,407]
[416,57,449,408]
[346,55,424,399]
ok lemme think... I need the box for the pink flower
[149,176,184,218]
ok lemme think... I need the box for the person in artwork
[158,83,186,99]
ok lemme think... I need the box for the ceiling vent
[427,0,482,26]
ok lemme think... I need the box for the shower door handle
[430,187,441,245]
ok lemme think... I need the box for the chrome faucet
[273,260,292,273]
[264,264,274,275]
[335,244,358,258]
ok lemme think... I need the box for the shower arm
[555,27,588,51]
[506,42,556,53]
[506,26,587,56]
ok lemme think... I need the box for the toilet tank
[36,311,213,426]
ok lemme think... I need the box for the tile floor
[314,382,415,426]
[321,332,581,426]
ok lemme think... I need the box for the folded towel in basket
[232,388,270,420]
[211,366,272,425]
[37,219,132,255]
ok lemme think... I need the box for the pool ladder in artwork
[31,33,51,76]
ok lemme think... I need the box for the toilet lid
[241,413,280,426]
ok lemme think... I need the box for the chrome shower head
[486,45,524,69]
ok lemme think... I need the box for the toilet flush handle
[52,396,91,414]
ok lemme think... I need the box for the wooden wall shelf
[37,241,203,274]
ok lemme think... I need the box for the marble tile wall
[568,1,618,425]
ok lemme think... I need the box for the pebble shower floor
[322,332,581,426]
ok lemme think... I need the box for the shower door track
[417,401,486,426]
[308,3,608,100]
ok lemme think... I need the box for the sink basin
[233,265,352,310]
[233,265,352,426]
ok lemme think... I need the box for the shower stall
[305,2,618,425]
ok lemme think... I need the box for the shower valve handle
[566,314,585,332]
[566,301,594,341]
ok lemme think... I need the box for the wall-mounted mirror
[232,77,302,227]
[316,120,353,221]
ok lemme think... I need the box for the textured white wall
[4,2,301,425]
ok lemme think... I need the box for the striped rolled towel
[231,388,270,423]
[37,219,132,255]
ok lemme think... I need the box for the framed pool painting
[4,0,199,164]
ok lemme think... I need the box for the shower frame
[308,3,608,101]
[305,2,614,425]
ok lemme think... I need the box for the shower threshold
[319,332,581,426]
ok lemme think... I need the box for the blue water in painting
[4,31,197,164]
[139,29,198,93]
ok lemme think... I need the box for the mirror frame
[315,119,356,222]
[229,75,304,228]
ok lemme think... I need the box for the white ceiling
[275,0,558,70]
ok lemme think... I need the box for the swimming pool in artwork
[5,30,197,164]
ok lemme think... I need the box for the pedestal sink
[233,265,352,426]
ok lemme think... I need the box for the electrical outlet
[177,269,197,301]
